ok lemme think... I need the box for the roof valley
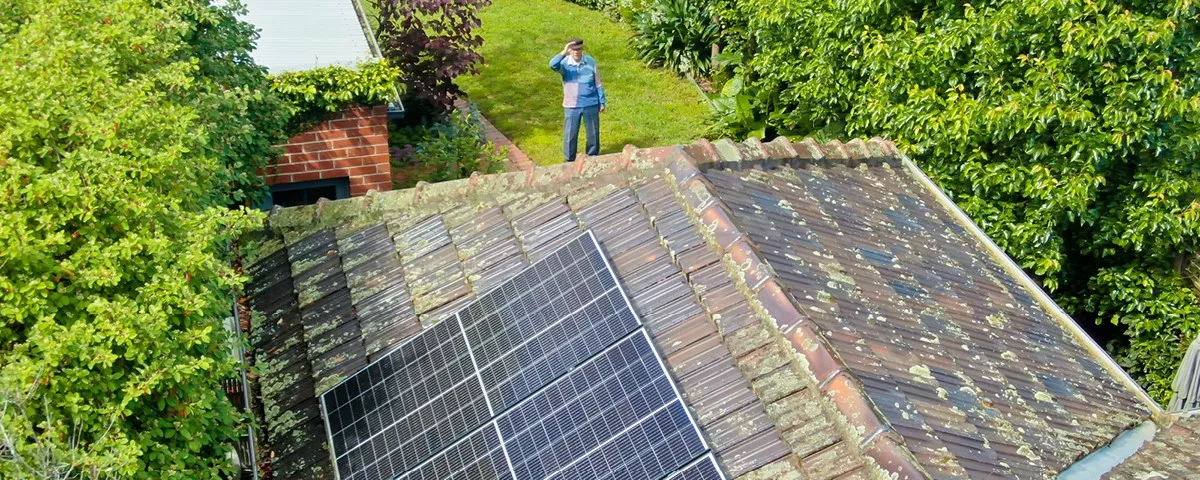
[599,176,804,478]
[555,164,801,478]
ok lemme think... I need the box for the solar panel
[460,234,639,410]
[398,423,513,480]
[321,319,491,480]
[321,231,724,480]
[666,454,724,480]
[495,330,707,480]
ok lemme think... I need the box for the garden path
[455,99,535,171]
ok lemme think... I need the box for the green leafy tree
[0,0,278,477]
[718,0,1200,402]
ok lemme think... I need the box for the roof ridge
[267,145,682,236]
[266,135,898,233]
[680,136,901,173]
[659,137,929,480]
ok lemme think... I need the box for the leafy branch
[269,59,402,134]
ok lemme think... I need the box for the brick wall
[264,105,392,197]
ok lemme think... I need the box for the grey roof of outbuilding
[243,136,1181,480]
[241,0,376,74]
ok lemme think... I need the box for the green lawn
[457,0,711,165]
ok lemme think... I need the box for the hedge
[0,0,286,476]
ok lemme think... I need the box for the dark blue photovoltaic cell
[495,332,706,480]
[548,401,702,480]
[323,319,491,480]
[665,454,724,480]
[460,234,637,410]
[399,424,514,480]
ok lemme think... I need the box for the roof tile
[720,431,795,478]
[802,441,866,480]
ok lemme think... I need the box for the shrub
[269,60,403,133]
[558,0,646,22]
[567,0,614,9]
[719,0,1200,402]
[561,0,618,13]
[0,0,278,477]
[630,0,720,76]
[371,0,490,113]
[391,103,507,186]
[173,0,291,206]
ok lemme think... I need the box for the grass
[457,0,712,165]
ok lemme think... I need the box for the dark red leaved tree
[373,0,491,113]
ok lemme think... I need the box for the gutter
[898,153,1166,419]
[349,0,381,57]
[349,0,404,114]
[229,298,260,480]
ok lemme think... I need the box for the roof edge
[663,137,930,480]
[349,0,383,59]
[896,153,1166,420]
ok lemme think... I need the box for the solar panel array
[320,232,724,480]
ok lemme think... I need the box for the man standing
[550,38,606,162]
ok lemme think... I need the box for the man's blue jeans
[564,105,600,162]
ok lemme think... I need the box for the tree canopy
[712,0,1200,402]
[0,0,286,477]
